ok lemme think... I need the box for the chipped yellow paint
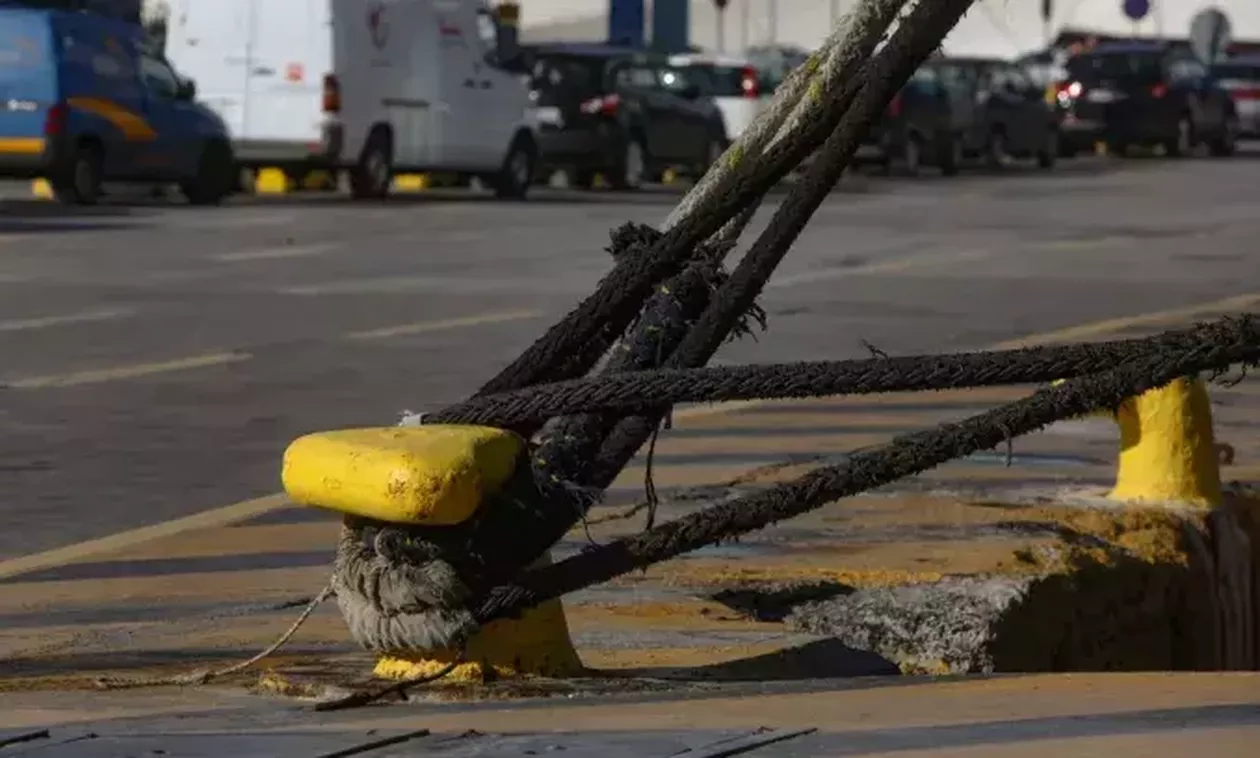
[281,425,523,525]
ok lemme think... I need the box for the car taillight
[322,74,341,113]
[740,66,759,98]
[579,93,620,116]
[886,93,901,117]
[1231,86,1260,100]
[1055,80,1083,102]
[43,102,66,136]
[1150,82,1168,98]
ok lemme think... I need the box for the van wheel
[181,141,235,206]
[52,142,103,206]
[492,137,534,199]
[351,131,392,199]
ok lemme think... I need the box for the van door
[163,0,251,139]
[431,3,480,167]
[457,5,522,170]
[243,0,331,157]
[0,10,55,152]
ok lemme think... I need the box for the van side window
[140,55,179,99]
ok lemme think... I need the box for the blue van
[0,5,235,204]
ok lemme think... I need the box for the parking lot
[1,152,1260,565]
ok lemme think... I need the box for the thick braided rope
[430,318,1254,428]
[472,319,1260,622]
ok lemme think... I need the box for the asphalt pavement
[2,152,1260,561]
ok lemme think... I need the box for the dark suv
[858,65,962,176]
[523,43,727,189]
[931,57,1060,168]
[1055,42,1238,157]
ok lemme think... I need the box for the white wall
[519,0,1260,58]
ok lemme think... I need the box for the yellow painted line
[344,309,542,340]
[0,138,45,154]
[991,292,1260,349]
[0,308,133,333]
[0,494,289,581]
[214,243,335,262]
[5,352,250,389]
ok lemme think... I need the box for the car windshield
[1212,61,1260,80]
[687,64,751,97]
[1066,51,1163,83]
[528,54,607,96]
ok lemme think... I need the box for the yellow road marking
[5,352,250,389]
[344,309,542,340]
[214,243,335,262]
[0,494,289,581]
[0,308,133,333]
[991,292,1260,350]
[7,293,1257,576]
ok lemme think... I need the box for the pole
[716,5,726,53]
[740,0,750,52]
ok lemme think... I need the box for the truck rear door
[243,0,330,150]
[164,0,251,137]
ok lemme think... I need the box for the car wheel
[52,142,103,206]
[1165,115,1192,157]
[611,137,646,190]
[180,140,235,206]
[1209,113,1238,157]
[1036,129,1059,169]
[350,130,392,199]
[492,137,534,200]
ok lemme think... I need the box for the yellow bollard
[255,167,291,194]
[1108,377,1223,508]
[661,167,678,185]
[31,178,53,199]
[282,425,583,680]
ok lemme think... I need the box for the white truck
[163,0,538,198]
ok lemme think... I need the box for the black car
[858,66,962,176]
[1055,42,1238,157]
[931,57,1060,168]
[523,43,727,189]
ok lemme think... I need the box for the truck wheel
[180,141,235,206]
[350,131,392,199]
[492,137,534,199]
[52,142,103,206]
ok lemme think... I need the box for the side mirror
[176,77,196,100]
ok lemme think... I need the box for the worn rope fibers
[470,316,1260,623]
[430,319,1254,428]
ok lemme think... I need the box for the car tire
[180,140,235,206]
[1209,113,1238,157]
[491,136,534,200]
[1036,129,1059,169]
[611,136,646,191]
[1164,115,1192,158]
[350,130,392,200]
[52,142,103,206]
[936,132,961,177]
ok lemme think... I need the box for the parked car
[1054,42,1238,157]
[0,4,234,205]
[1211,56,1260,139]
[667,52,768,142]
[931,57,1060,168]
[165,0,539,199]
[857,66,961,176]
[523,43,727,189]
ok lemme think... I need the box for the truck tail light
[579,93,620,116]
[43,102,66,136]
[322,74,341,113]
